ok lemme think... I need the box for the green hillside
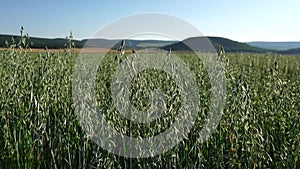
[278,47,300,55]
[0,34,85,49]
[208,37,272,53]
[162,36,272,53]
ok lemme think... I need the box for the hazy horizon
[2,32,300,43]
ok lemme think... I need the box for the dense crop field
[0,48,299,168]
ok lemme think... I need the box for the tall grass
[0,48,299,168]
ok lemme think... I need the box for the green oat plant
[7,26,33,49]
[0,34,299,168]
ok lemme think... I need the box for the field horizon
[1,33,300,54]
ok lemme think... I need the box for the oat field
[0,48,299,168]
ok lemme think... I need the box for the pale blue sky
[1,0,299,42]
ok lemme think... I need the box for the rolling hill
[0,34,300,54]
[162,36,272,53]
[83,39,177,49]
[162,37,300,54]
[0,34,85,49]
[0,34,176,49]
[278,47,300,55]
[247,41,300,50]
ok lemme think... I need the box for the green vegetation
[0,46,299,168]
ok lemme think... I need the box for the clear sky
[1,0,299,42]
